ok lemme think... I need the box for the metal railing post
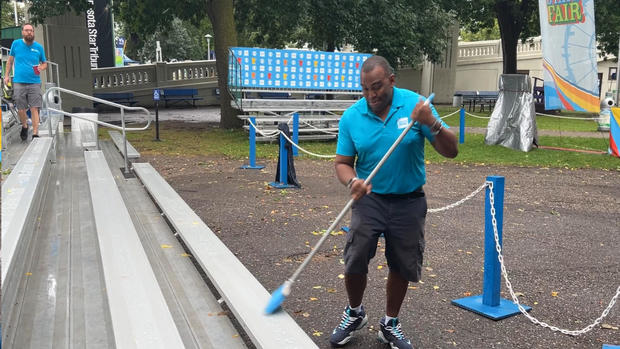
[121,108,130,174]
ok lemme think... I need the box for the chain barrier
[535,112,603,121]
[247,118,280,138]
[440,109,461,119]
[278,131,336,158]
[465,111,491,119]
[428,182,487,213]
[487,181,620,336]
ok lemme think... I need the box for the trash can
[452,93,463,107]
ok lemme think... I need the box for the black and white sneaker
[377,317,413,349]
[329,305,368,347]
[20,126,28,140]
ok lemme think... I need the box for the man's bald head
[361,55,394,78]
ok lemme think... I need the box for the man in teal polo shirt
[329,56,457,349]
[4,23,48,140]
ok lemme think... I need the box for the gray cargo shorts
[343,190,427,282]
[13,83,42,110]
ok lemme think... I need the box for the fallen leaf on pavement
[601,323,618,330]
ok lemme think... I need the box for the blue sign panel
[153,89,160,101]
[230,47,371,91]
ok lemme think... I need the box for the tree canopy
[444,0,619,73]
[14,0,620,127]
[235,0,455,70]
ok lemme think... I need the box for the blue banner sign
[230,47,371,91]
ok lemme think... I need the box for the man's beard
[24,34,34,43]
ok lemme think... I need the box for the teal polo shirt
[336,87,448,194]
[10,39,47,84]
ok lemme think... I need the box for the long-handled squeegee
[265,93,435,314]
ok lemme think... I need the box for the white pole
[14,0,18,25]
[205,34,212,60]
[616,34,620,104]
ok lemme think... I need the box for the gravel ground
[141,149,619,349]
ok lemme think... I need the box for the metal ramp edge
[84,150,185,348]
[133,162,318,349]
[1,138,54,323]
[108,130,140,159]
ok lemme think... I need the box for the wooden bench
[162,88,204,107]
[84,151,185,348]
[133,163,318,349]
[93,92,138,108]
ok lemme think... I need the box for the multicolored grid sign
[230,47,371,91]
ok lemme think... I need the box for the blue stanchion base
[240,164,265,170]
[268,181,297,189]
[452,295,531,321]
[602,345,620,349]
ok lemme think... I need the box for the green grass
[434,105,601,132]
[426,134,617,170]
[103,123,619,171]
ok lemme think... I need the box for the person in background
[330,55,458,349]
[4,23,48,140]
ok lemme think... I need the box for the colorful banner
[229,47,370,91]
[538,0,599,112]
[610,107,620,158]
[114,37,125,67]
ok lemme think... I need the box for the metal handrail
[42,86,152,174]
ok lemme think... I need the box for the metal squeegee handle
[287,93,435,285]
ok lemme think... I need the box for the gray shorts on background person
[13,83,42,110]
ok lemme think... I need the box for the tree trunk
[495,0,523,74]
[206,0,242,129]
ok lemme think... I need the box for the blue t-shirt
[9,39,47,84]
[336,87,448,194]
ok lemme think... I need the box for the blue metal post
[459,107,465,144]
[292,113,299,156]
[451,175,531,320]
[483,176,503,307]
[240,117,265,169]
[279,134,288,184]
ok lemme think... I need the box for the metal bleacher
[1,86,318,348]
[229,47,370,141]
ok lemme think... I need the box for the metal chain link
[428,182,488,213]
[278,131,336,158]
[465,111,491,119]
[247,118,280,138]
[440,109,461,119]
[246,118,336,158]
[487,181,620,336]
